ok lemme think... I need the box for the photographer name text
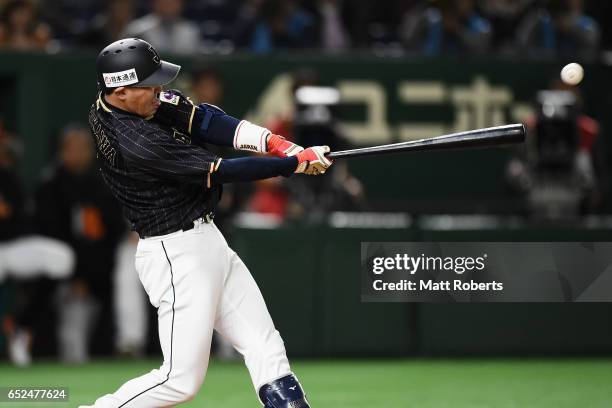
[371,254,503,292]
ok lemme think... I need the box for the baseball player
[81,38,331,408]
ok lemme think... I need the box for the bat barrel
[326,123,526,159]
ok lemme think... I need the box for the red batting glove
[266,134,304,158]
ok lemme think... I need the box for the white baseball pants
[86,221,291,407]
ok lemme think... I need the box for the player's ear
[114,87,128,101]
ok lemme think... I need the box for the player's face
[123,85,163,117]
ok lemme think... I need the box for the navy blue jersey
[88,93,220,237]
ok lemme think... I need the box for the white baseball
[561,63,584,86]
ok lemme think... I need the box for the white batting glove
[295,146,333,175]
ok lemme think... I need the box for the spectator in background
[335,0,407,49]
[516,0,599,59]
[35,124,124,363]
[246,178,288,220]
[401,0,492,55]
[553,0,599,59]
[0,123,23,243]
[190,66,225,108]
[0,125,74,366]
[230,0,265,49]
[0,0,51,50]
[182,0,236,49]
[38,0,99,43]
[315,0,350,52]
[515,1,555,57]
[399,1,438,53]
[80,0,135,49]
[479,0,534,52]
[250,0,317,53]
[122,0,200,55]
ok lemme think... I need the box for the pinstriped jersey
[88,93,220,237]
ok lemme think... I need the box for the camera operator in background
[251,71,364,222]
[286,85,365,221]
[505,86,604,221]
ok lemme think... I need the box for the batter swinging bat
[326,123,525,159]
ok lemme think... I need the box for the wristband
[233,120,270,153]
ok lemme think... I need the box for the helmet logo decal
[148,45,160,64]
[102,68,139,87]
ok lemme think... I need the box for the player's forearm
[211,156,297,183]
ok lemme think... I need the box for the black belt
[141,212,215,239]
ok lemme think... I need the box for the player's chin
[147,103,160,117]
[140,107,156,118]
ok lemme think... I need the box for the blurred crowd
[0,0,608,58]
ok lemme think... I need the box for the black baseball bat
[326,123,525,159]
